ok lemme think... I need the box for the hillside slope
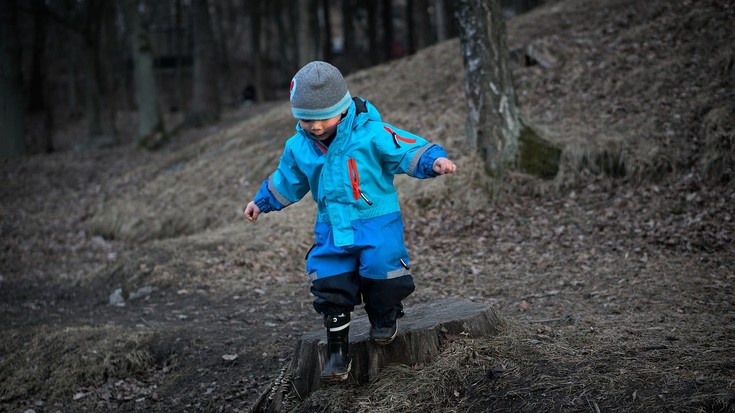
[1,0,733,412]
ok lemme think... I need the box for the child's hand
[244,201,261,223]
[433,157,457,175]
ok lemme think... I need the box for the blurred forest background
[1,0,541,156]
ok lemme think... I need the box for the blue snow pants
[306,212,416,328]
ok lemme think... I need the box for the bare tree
[0,0,26,158]
[456,0,560,179]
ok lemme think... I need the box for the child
[244,61,456,382]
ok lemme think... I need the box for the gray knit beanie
[289,61,352,120]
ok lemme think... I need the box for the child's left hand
[433,157,457,175]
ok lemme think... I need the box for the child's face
[299,115,342,140]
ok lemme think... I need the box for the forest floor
[2,0,734,412]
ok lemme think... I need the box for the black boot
[369,305,404,345]
[321,313,351,382]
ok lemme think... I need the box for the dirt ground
[2,0,734,412]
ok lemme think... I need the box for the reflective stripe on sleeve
[268,174,293,207]
[407,144,435,177]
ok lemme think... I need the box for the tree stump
[250,298,502,412]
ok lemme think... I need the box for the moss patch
[517,125,561,180]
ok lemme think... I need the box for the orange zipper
[348,159,360,200]
[348,159,373,205]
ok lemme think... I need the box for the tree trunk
[187,0,220,127]
[456,0,521,176]
[28,0,54,154]
[173,0,184,112]
[295,0,316,67]
[250,0,267,102]
[321,0,332,62]
[414,0,434,51]
[456,0,560,179]
[251,298,503,412]
[0,0,26,158]
[79,0,117,149]
[123,0,167,149]
[406,0,416,54]
[433,0,447,42]
[381,0,393,60]
[341,0,356,72]
[366,0,379,65]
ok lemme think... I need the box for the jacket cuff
[415,145,448,178]
[255,197,273,214]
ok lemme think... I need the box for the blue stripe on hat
[291,92,352,120]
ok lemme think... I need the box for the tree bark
[123,0,167,149]
[0,0,26,158]
[456,0,522,176]
[251,298,503,412]
[457,0,560,179]
[187,0,220,127]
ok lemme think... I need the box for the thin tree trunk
[366,0,379,64]
[433,0,447,42]
[0,0,26,158]
[273,0,295,82]
[406,0,415,54]
[173,0,184,112]
[29,0,54,153]
[187,0,220,127]
[123,0,167,149]
[250,0,266,102]
[341,0,355,72]
[321,0,332,62]
[308,0,322,60]
[414,0,434,50]
[80,0,117,148]
[381,0,393,60]
[296,0,316,67]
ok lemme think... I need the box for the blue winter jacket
[254,98,447,247]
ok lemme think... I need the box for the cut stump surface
[251,297,502,413]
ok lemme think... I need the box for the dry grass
[0,325,155,403]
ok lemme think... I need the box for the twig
[585,395,601,413]
[527,318,562,324]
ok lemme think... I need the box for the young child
[244,61,456,382]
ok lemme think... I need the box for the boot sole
[371,330,397,345]
[321,361,352,382]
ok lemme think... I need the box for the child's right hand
[432,157,457,175]
[244,201,261,223]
